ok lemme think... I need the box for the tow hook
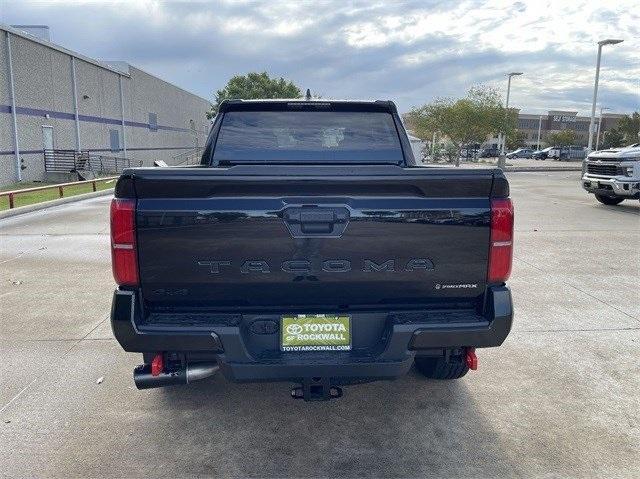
[465,347,478,370]
[291,377,342,401]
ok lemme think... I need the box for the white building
[0,24,211,186]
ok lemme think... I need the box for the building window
[109,129,120,152]
[149,113,158,131]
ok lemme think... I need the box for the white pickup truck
[582,144,640,205]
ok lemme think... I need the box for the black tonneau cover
[120,165,508,199]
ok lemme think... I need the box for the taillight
[110,198,139,286]
[488,198,514,283]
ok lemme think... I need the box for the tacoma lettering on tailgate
[197,258,435,274]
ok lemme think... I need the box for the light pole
[595,106,611,151]
[536,115,543,150]
[431,131,436,157]
[587,39,623,152]
[498,72,523,168]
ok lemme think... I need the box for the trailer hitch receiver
[291,377,342,401]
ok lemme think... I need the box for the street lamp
[498,72,523,168]
[595,106,611,151]
[587,39,623,152]
[536,114,543,150]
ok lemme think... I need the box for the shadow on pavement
[594,202,640,214]
[147,366,522,477]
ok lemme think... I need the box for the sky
[1,0,638,115]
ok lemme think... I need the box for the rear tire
[595,194,624,206]
[414,356,469,380]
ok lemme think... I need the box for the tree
[601,128,624,149]
[546,130,576,147]
[406,86,516,165]
[208,72,301,118]
[403,109,437,141]
[614,112,639,144]
[506,130,527,151]
[597,112,639,149]
[442,142,461,163]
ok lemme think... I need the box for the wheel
[595,194,624,206]
[414,355,469,380]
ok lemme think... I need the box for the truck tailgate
[132,166,498,309]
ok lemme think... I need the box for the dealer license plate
[281,314,351,352]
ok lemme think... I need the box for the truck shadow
[152,366,523,477]
[596,202,640,214]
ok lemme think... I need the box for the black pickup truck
[110,99,514,400]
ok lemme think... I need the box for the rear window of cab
[212,111,403,164]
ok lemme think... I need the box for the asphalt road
[1,172,638,478]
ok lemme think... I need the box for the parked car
[506,148,533,159]
[547,146,587,161]
[546,147,562,159]
[109,99,515,401]
[582,143,640,205]
[478,147,500,158]
[532,147,553,160]
[459,147,477,160]
[460,144,481,160]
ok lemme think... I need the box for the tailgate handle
[300,211,335,223]
[283,208,349,237]
[300,211,335,232]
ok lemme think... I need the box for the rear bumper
[111,286,513,382]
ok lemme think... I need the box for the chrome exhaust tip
[133,361,219,390]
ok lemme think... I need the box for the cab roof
[218,99,399,114]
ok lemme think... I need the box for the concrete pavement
[0,172,638,477]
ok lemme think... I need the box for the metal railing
[0,176,117,209]
[170,147,204,166]
[43,149,90,172]
[43,149,141,175]
[86,154,142,173]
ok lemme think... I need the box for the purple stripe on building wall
[87,146,196,152]
[0,149,43,156]
[78,113,121,126]
[0,146,196,156]
[0,104,206,133]
[14,105,76,121]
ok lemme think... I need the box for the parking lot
[1,171,638,477]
